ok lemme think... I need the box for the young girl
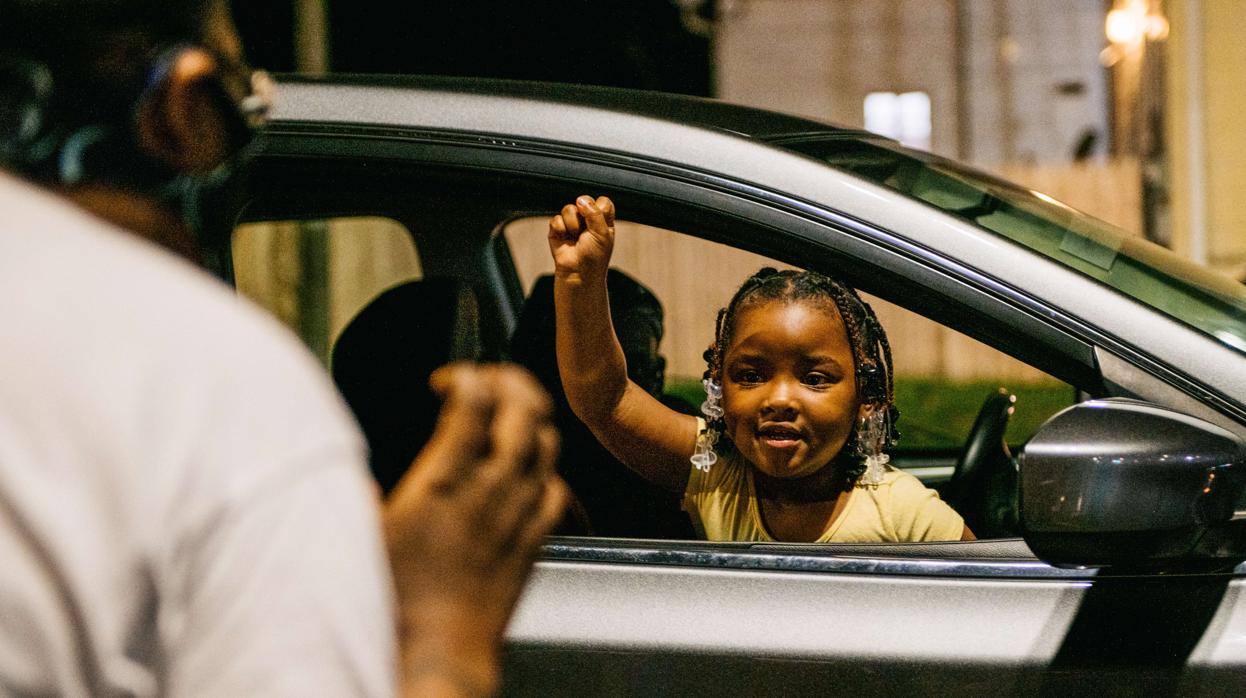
[548,195,973,543]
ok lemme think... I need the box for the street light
[1101,0,1168,67]
[1106,0,1169,46]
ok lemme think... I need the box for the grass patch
[892,378,1076,449]
[666,379,710,417]
[666,377,1075,449]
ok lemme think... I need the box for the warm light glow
[1106,7,1145,44]
[1145,14,1170,41]
[1105,0,1168,45]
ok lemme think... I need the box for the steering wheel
[940,389,1017,537]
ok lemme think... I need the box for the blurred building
[717,0,1110,166]
[1165,0,1246,276]
[716,0,1246,279]
[716,0,1142,240]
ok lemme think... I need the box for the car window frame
[236,125,1244,579]
[253,125,1106,387]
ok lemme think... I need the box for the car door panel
[503,559,1245,696]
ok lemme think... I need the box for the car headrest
[331,278,480,495]
[510,268,665,399]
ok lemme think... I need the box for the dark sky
[233,0,713,96]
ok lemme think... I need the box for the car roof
[274,74,874,142]
[262,74,1246,425]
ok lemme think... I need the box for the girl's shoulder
[856,467,922,492]
[859,468,964,542]
[854,467,947,517]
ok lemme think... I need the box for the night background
[233,0,714,96]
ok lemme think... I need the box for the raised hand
[547,195,616,280]
[382,363,568,696]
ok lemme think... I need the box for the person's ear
[134,47,236,173]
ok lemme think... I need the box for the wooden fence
[994,158,1142,237]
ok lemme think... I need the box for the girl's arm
[548,195,699,493]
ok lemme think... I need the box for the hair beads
[690,378,723,472]
[857,409,891,486]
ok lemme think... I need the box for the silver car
[229,75,1246,696]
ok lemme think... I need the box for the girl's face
[720,300,864,479]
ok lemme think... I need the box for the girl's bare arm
[548,196,699,493]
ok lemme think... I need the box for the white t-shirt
[0,173,396,696]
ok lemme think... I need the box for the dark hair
[703,267,899,487]
[1,0,216,179]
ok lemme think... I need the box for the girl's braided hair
[703,267,899,488]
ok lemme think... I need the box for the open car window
[505,215,1073,448]
[502,215,1075,540]
[229,149,1097,557]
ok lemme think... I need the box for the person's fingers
[419,364,496,480]
[469,372,556,542]
[473,421,559,535]
[484,389,545,480]
[548,215,574,262]
[542,478,571,531]
[492,476,569,584]
[560,204,582,238]
[475,368,550,483]
[428,361,476,399]
[493,364,553,417]
[576,195,610,238]
[548,213,567,241]
[532,424,560,478]
[478,475,543,552]
[515,478,570,555]
[596,196,615,227]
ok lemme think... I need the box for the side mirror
[1019,398,1246,569]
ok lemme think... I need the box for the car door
[232,114,1246,696]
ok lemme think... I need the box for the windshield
[781,136,1246,355]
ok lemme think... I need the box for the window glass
[233,217,421,365]
[783,136,1246,356]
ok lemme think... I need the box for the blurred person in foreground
[0,1,565,695]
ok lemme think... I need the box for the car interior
[331,277,482,496]
[228,153,1099,559]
